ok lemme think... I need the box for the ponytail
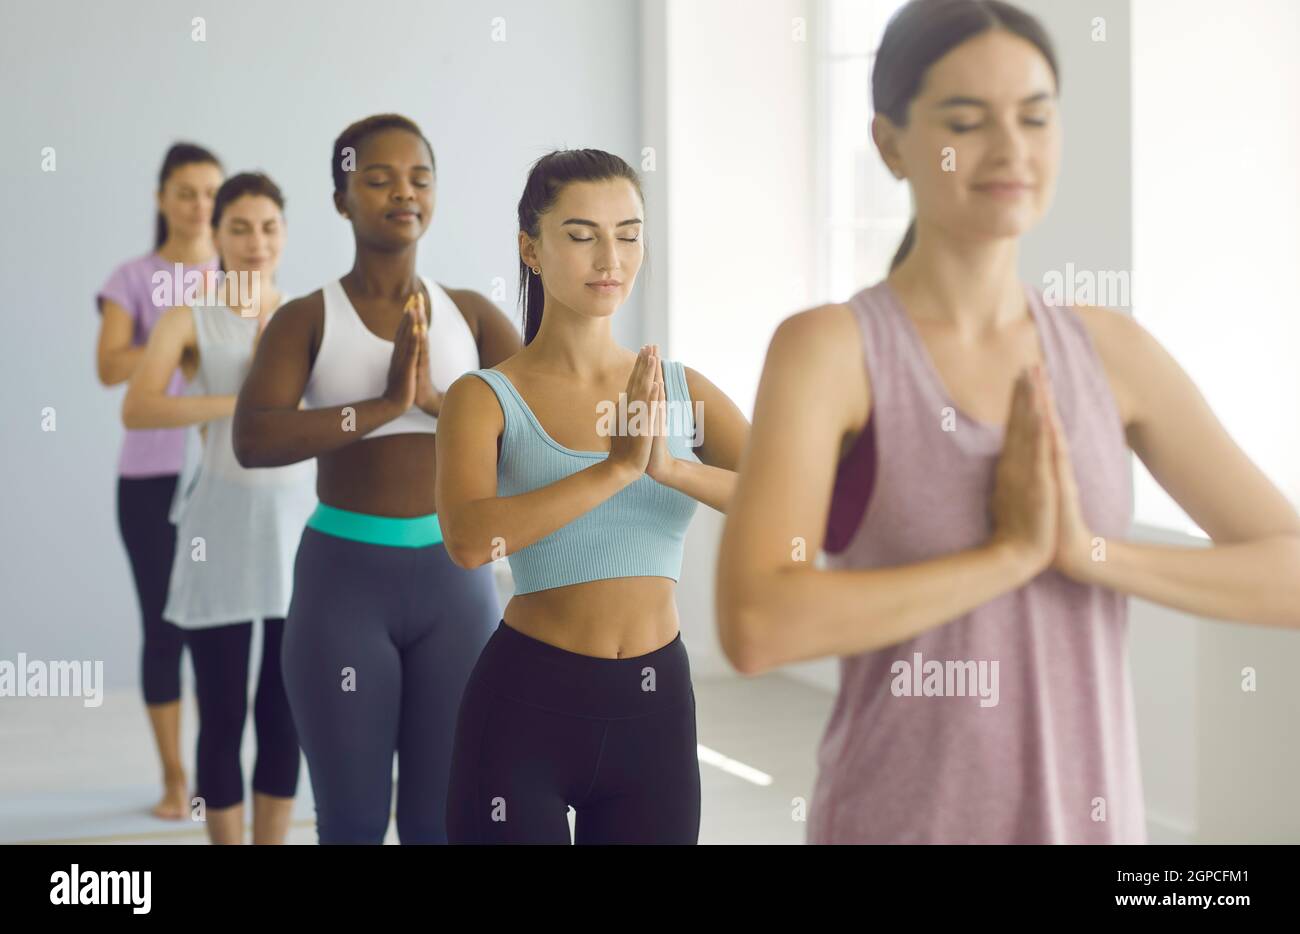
[889,219,917,272]
[520,261,547,345]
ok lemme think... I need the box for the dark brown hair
[873,0,1060,270]
[155,142,222,249]
[212,172,285,228]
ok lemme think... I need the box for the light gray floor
[0,672,833,845]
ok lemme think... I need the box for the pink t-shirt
[97,251,217,477]
[810,280,1145,844]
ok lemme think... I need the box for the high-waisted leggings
[116,474,186,705]
[186,618,300,810]
[282,523,499,844]
[446,620,701,844]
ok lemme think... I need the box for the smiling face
[874,29,1061,245]
[214,193,284,279]
[519,177,644,324]
[157,162,223,241]
[335,127,435,248]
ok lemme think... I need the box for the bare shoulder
[262,289,324,350]
[442,285,495,332]
[681,364,719,401]
[1069,303,1158,428]
[444,368,506,427]
[775,302,859,348]
[271,289,324,328]
[678,363,740,405]
[770,303,870,421]
[678,363,736,409]
[1070,302,1147,347]
[1069,302,1131,367]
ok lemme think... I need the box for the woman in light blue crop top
[437,149,751,844]
[231,114,522,845]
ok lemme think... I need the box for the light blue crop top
[468,361,702,594]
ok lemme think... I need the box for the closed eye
[950,117,1050,133]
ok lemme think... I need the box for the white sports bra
[303,276,479,438]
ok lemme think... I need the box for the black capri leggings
[115,474,186,705]
[187,618,300,810]
[446,620,701,844]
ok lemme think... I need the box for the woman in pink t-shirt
[717,0,1300,843]
[94,142,223,820]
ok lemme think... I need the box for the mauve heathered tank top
[808,279,1145,844]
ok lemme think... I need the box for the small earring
[531,266,540,275]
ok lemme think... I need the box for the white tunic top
[163,300,317,629]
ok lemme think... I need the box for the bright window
[1131,0,1300,536]
[816,0,911,301]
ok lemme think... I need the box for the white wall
[644,0,818,675]
[1132,0,1300,843]
[0,0,644,688]
[1132,0,1300,535]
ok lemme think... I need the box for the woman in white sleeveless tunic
[122,172,315,844]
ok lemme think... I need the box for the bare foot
[151,773,189,820]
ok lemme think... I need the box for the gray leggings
[282,526,499,844]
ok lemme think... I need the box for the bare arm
[448,287,523,368]
[121,307,234,429]
[716,307,1050,675]
[96,300,147,386]
[232,293,409,468]
[436,348,662,569]
[647,363,749,512]
[1057,308,1300,626]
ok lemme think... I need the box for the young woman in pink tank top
[717,0,1300,844]
[93,142,223,821]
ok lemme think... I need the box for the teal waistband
[306,502,443,548]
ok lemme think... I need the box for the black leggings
[116,474,186,705]
[447,620,701,844]
[186,618,300,810]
